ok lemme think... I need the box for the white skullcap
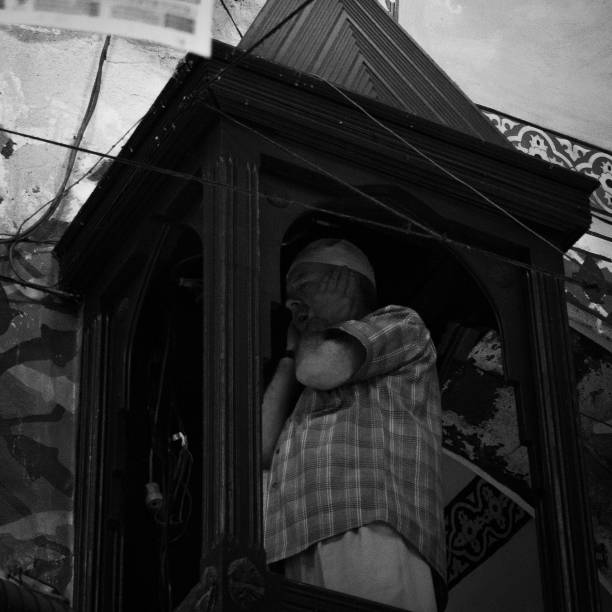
[287,239,376,288]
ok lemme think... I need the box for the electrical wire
[0,115,142,243]
[0,0,318,222]
[0,22,608,303]
[567,297,610,326]
[203,100,612,301]
[0,35,112,298]
[0,110,143,300]
[220,0,244,39]
[315,74,569,259]
[580,412,612,433]
[203,101,444,240]
[0,115,144,299]
[0,0,596,278]
[202,0,316,88]
[0,0,317,165]
[0,118,609,302]
[0,125,224,186]
[3,36,111,247]
[3,117,607,299]
[0,272,79,300]
[0,0,318,166]
[582,441,612,479]
[0,0,606,311]
[0,142,605,303]
[0,121,141,241]
[3,117,606,268]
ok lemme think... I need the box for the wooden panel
[267,572,413,611]
[56,42,597,287]
[72,312,107,612]
[200,154,266,609]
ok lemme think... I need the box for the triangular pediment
[239,0,510,146]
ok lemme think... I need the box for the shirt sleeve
[332,305,436,382]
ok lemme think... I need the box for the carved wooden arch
[74,218,205,611]
[276,186,534,427]
[259,179,597,611]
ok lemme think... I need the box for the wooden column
[199,154,265,611]
[528,271,600,612]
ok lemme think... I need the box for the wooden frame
[57,42,600,611]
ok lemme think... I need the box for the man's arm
[295,305,434,392]
[262,327,302,468]
[334,306,436,383]
[295,325,365,391]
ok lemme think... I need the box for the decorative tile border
[483,110,612,213]
[445,476,531,588]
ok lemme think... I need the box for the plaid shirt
[264,305,446,581]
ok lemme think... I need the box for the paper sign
[0,0,213,56]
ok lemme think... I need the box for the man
[262,239,445,612]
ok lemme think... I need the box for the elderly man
[262,239,445,612]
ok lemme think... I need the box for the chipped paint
[0,28,183,236]
[468,330,504,375]
[442,330,532,502]
[443,386,530,483]
[0,136,15,159]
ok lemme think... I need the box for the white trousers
[284,522,437,612]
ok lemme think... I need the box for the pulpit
[56,1,600,610]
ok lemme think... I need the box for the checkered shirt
[264,305,446,581]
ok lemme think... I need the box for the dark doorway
[122,227,203,611]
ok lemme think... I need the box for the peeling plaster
[443,386,529,481]
[1,137,16,159]
[468,330,504,375]
[442,329,531,501]
[0,28,183,235]
[212,0,266,45]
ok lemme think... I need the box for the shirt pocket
[308,387,358,419]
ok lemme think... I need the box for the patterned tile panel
[483,109,612,214]
[445,476,531,588]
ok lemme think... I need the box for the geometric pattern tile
[484,109,612,214]
[445,476,531,588]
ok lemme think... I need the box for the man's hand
[295,268,367,390]
[286,322,300,352]
[309,266,363,327]
[262,321,302,469]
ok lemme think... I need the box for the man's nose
[286,300,310,325]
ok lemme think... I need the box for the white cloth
[287,239,376,287]
[284,522,437,612]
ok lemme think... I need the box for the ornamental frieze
[483,110,612,214]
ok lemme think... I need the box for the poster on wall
[0,0,213,56]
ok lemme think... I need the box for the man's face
[285,262,364,332]
[285,262,332,331]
